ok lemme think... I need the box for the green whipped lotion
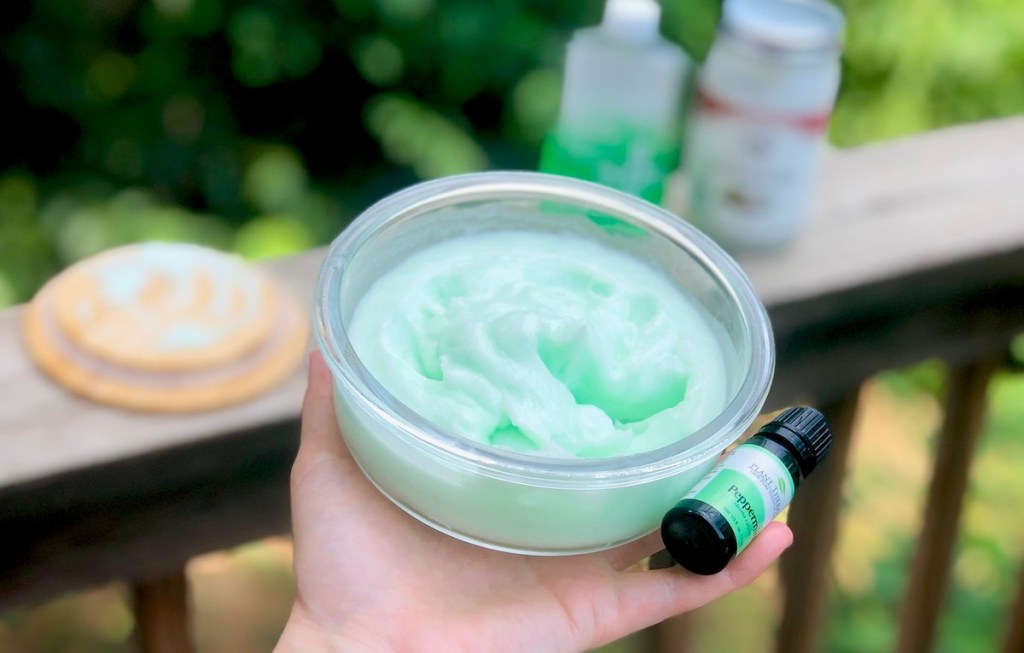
[348,231,728,459]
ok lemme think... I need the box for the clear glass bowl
[315,172,774,555]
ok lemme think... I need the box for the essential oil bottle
[661,407,833,575]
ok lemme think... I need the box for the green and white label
[684,444,796,552]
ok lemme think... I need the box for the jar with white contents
[685,0,844,251]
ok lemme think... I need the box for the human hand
[275,352,793,653]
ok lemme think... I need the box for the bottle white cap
[601,0,662,43]
[722,0,844,53]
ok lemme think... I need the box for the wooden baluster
[774,391,861,653]
[1003,560,1024,653]
[132,569,193,653]
[648,611,694,653]
[896,358,999,653]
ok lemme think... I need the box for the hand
[275,352,793,653]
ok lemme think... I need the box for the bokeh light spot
[353,35,405,87]
[0,175,38,220]
[0,273,16,308]
[365,94,487,179]
[153,0,194,18]
[377,0,433,23]
[512,67,562,144]
[96,597,133,643]
[86,52,137,102]
[243,148,309,213]
[234,215,314,260]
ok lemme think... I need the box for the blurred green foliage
[2,0,1021,308]
[830,0,1024,146]
[0,0,600,303]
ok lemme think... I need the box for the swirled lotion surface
[348,231,729,458]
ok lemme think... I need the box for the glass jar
[686,0,845,251]
[315,171,774,554]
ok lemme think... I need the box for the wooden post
[896,359,999,653]
[1003,560,1024,653]
[132,569,193,653]
[774,391,861,653]
[649,611,695,653]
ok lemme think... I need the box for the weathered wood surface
[896,359,1000,653]
[1,117,1023,609]
[753,117,1024,405]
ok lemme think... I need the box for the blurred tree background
[1,0,1023,652]
[2,0,1023,307]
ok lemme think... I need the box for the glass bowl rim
[315,171,774,485]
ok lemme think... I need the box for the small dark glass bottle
[661,407,833,575]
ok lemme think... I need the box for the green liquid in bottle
[540,126,680,205]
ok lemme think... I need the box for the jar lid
[721,0,844,56]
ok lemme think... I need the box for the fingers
[604,522,793,639]
[698,521,794,598]
[297,350,347,461]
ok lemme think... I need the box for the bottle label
[684,443,796,552]
[686,89,831,248]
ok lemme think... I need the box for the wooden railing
[2,117,1023,652]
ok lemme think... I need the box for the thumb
[601,522,793,642]
[291,350,356,489]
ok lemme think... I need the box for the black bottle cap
[760,407,832,479]
[661,501,737,575]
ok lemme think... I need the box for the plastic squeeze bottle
[540,0,689,205]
